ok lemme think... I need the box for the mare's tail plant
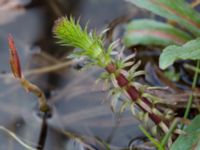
[53,17,173,137]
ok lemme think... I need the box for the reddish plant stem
[105,63,163,124]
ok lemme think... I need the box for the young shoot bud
[8,34,22,79]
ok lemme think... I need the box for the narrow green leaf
[160,118,179,147]
[171,115,200,150]
[126,0,200,36]
[123,19,192,47]
[159,38,200,69]
[139,125,164,150]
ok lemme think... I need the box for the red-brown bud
[8,34,22,78]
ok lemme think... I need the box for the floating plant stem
[183,60,200,125]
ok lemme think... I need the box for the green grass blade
[126,0,200,36]
[139,125,164,150]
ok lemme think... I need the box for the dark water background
[0,0,180,149]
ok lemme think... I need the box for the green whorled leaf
[123,19,192,47]
[126,0,200,36]
[53,17,103,60]
[159,38,200,69]
[53,17,113,67]
[171,115,200,150]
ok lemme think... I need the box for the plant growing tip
[8,34,22,78]
[53,17,111,67]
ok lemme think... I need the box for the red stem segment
[105,63,162,124]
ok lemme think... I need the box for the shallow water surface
[0,0,150,149]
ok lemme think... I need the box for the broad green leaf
[126,0,200,36]
[159,38,200,69]
[123,19,192,47]
[171,115,200,150]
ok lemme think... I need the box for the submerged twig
[0,125,38,150]
[36,114,48,150]
[191,0,200,7]
[0,60,73,80]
